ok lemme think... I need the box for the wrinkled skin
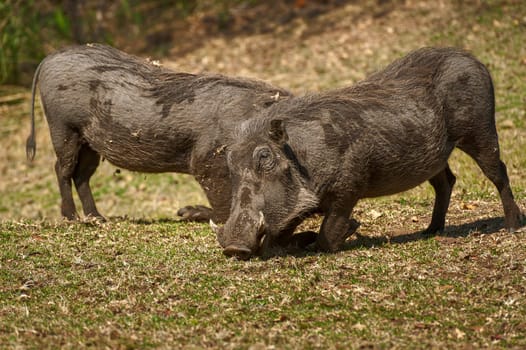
[221,47,524,259]
[26,43,290,223]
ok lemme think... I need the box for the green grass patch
[1,221,525,348]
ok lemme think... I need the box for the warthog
[26,43,290,222]
[218,47,524,259]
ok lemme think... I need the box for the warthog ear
[269,119,288,143]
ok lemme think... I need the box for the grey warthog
[26,43,290,222]
[218,47,524,259]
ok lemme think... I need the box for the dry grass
[1,216,525,349]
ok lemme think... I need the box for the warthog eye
[254,146,276,172]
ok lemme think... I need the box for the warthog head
[214,119,319,259]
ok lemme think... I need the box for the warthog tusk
[257,211,265,234]
[257,212,267,249]
[209,219,219,234]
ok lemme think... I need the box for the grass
[1,220,525,348]
[1,0,526,348]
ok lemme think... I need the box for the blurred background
[1,0,525,221]
[3,0,524,88]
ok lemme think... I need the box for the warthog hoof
[288,231,318,248]
[177,205,213,222]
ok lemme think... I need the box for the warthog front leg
[177,205,214,222]
[316,202,358,252]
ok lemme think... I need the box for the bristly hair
[233,47,480,141]
[74,44,291,118]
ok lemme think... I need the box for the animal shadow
[263,216,508,259]
[346,216,506,250]
[107,216,183,225]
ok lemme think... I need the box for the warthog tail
[26,60,43,161]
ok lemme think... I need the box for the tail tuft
[26,136,36,161]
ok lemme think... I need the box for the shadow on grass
[132,217,185,225]
[107,216,184,225]
[116,205,213,225]
[262,216,508,260]
[346,216,506,250]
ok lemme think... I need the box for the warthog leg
[425,164,456,234]
[52,127,80,220]
[177,205,213,222]
[73,144,104,221]
[458,136,523,231]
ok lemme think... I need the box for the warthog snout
[223,244,252,260]
[221,211,266,259]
